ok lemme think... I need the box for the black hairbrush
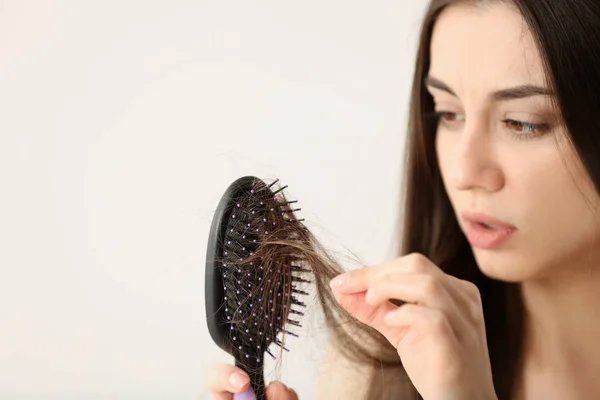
[205,176,311,400]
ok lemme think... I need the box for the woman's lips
[460,211,517,249]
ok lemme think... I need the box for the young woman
[208,0,600,398]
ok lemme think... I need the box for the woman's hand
[208,364,298,400]
[330,253,497,400]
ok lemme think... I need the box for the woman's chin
[472,248,531,283]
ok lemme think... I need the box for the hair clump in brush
[218,177,402,398]
[218,178,313,371]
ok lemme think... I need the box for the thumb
[266,381,298,400]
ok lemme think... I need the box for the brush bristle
[219,178,311,367]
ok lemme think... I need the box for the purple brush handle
[234,386,256,400]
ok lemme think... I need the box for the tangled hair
[231,178,406,397]
[218,177,393,365]
[211,175,394,394]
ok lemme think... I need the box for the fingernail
[329,273,348,289]
[229,372,250,389]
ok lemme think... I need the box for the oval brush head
[206,176,311,400]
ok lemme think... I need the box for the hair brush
[205,176,312,400]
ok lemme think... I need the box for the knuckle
[421,275,443,297]
[464,281,482,301]
[407,253,429,272]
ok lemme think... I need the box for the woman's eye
[432,111,551,139]
[434,111,464,124]
[502,119,550,138]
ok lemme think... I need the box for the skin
[209,3,600,399]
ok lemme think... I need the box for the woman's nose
[452,127,504,193]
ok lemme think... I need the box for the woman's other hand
[330,253,498,400]
[207,364,298,400]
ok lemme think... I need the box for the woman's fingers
[331,253,483,326]
[334,290,397,328]
[330,253,484,346]
[207,366,298,400]
[383,303,460,348]
[333,290,406,349]
[364,272,451,308]
[207,364,251,400]
[266,381,299,400]
[363,273,470,337]
[331,253,441,294]
[330,254,495,400]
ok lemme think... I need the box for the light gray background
[0,1,428,398]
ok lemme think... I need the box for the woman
[209,0,600,398]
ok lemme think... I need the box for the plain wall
[0,1,428,398]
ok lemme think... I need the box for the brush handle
[234,386,256,400]
[234,360,266,400]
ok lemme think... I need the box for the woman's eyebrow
[424,75,554,101]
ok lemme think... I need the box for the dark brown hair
[309,0,600,399]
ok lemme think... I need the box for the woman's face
[430,3,600,284]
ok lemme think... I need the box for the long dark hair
[313,1,600,399]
